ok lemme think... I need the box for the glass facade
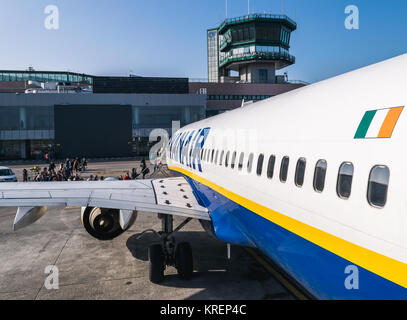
[0,141,21,159]
[0,71,93,84]
[0,106,54,130]
[207,29,219,83]
[0,100,205,159]
[132,105,205,136]
[220,45,292,66]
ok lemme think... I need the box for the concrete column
[133,107,140,126]
[184,107,191,124]
[19,107,26,129]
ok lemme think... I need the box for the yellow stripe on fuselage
[168,165,407,289]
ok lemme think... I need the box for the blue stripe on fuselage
[183,174,407,300]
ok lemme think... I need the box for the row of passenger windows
[200,148,390,208]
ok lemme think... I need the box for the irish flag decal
[354,106,404,139]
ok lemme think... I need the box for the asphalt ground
[0,160,298,300]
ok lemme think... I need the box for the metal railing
[188,78,310,85]
[219,13,296,31]
[219,51,295,67]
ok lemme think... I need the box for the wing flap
[0,177,210,230]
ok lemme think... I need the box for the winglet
[13,207,48,231]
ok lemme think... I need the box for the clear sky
[0,0,406,83]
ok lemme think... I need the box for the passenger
[123,172,131,180]
[82,158,87,171]
[73,158,79,173]
[131,168,139,179]
[49,162,56,172]
[87,175,94,181]
[23,169,28,182]
[141,166,150,179]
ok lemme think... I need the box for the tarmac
[0,160,295,300]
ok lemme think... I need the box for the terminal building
[0,13,306,160]
[0,87,204,160]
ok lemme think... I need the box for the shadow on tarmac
[125,231,273,292]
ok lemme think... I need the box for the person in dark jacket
[131,168,139,179]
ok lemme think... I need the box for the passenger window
[225,151,230,167]
[313,160,327,192]
[280,157,289,183]
[267,155,276,179]
[219,151,224,166]
[231,152,237,169]
[214,150,219,164]
[200,149,204,160]
[295,158,306,187]
[238,153,244,170]
[247,153,254,173]
[257,154,264,176]
[203,149,207,162]
[211,150,215,163]
[368,165,390,208]
[337,162,354,199]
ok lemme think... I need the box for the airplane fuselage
[166,54,407,299]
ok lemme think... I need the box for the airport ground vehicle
[0,167,17,182]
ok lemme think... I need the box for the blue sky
[0,0,406,83]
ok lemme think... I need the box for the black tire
[175,242,193,280]
[149,244,165,284]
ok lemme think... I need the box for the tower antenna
[226,0,228,18]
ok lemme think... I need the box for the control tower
[207,14,297,83]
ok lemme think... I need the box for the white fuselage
[167,53,407,292]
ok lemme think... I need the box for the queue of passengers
[22,157,88,182]
[21,157,152,182]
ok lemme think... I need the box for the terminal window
[259,69,268,82]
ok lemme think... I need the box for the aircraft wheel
[175,242,193,280]
[149,244,165,284]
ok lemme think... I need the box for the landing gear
[142,214,194,283]
[148,244,165,284]
[175,242,193,280]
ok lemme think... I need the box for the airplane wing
[0,177,210,231]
